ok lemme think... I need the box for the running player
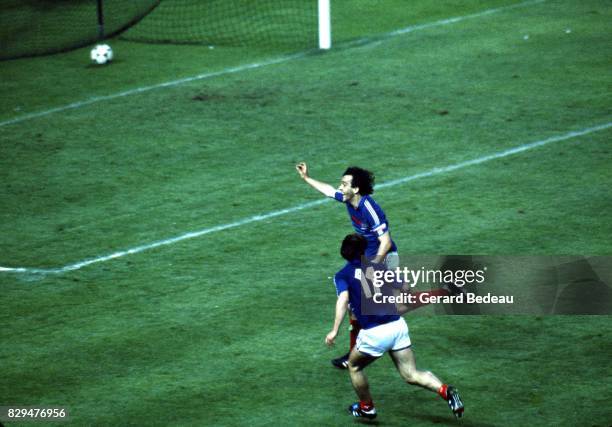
[325,233,465,420]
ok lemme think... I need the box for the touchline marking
[1,121,610,275]
[0,0,545,128]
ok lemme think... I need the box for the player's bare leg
[389,346,442,390]
[346,349,379,419]
[389,347,464,418]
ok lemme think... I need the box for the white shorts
[356,317,411,357]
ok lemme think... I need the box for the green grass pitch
[1,0,611,425]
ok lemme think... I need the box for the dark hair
[340,233,367,261]
[343,166,375,195]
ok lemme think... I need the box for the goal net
[0,0,328,60]
[120,0,319,50]
[0,0,159,60]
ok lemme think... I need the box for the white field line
[1,121,610,275]
[346,0,545,48]
[0,0,545,129]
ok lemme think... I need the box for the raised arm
[296,162,337,198]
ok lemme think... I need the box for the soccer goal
[0,0,331,60]
[119,0,332,51]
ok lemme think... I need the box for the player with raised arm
[296,163,396,368]
[296,163,394,264]
[326,234,465,420]
[296,162,453,368]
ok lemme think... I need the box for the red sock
[360,400,374,410]
[410,289,451,309]
[438,384,448,400]
[349,319,361,351]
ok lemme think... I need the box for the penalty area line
[1,121,610,275]
[0,53,307,128]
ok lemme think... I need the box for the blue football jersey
[334,260,400,329]
[333,192,397,258]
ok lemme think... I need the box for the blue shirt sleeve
[372,222,388,237]
[333,274,349,295]
[333,191,344,202]
[362,199,388,236]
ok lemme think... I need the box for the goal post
[318,0,331,49]
[96,0,105,40]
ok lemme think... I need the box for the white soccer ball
[90,44,113,65]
